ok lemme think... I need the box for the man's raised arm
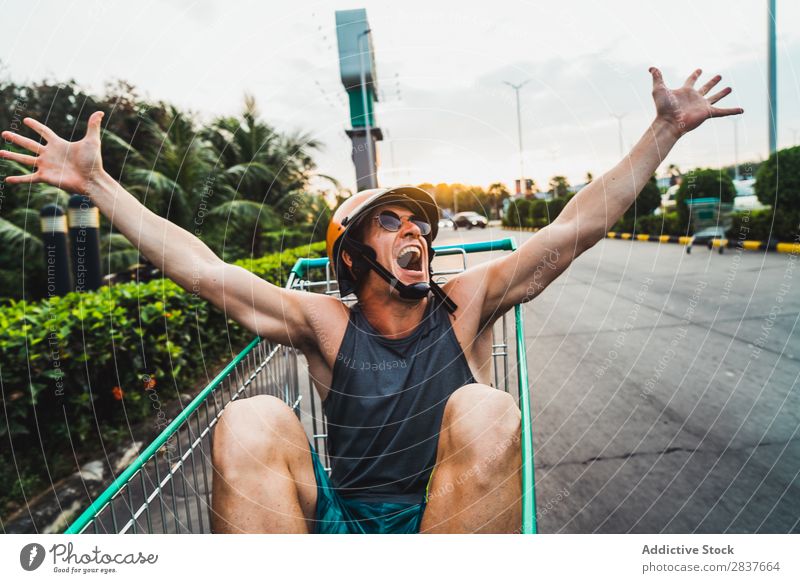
[0,112,318,349]
[482,67,743,317]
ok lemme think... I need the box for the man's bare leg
[420,384,522,533]
[211,395,317,533]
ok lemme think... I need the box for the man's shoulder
[441,263,492,305]
[299,291,351,321]
[294,292,351,360]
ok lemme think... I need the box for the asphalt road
[435,225,799,533]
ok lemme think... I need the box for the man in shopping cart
[1,68,742,533]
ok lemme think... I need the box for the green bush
[728,209,791,243]
[0,278,244,446]
[615,176,662,232]
[754,146,800,241]
[529,199,548,228]
[546,196,570,223]
[502,195,575,229]
[502,200,521,227]
[517,199,533,228]
[0,241,326,518]
[676,168,735,230]
[260,229,323,254]
[634,212,685,236]
[233,241,326,281]
[755,145,800,209]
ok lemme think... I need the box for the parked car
[452,212,488,229]
[438,218,454,229]
[733,178,769,211]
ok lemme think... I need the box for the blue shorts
[310,445,427,534]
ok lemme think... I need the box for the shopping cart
[685,197,734,254]
[65,238,536,534]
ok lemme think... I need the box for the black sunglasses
[372,210,432,236]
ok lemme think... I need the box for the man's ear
[342,249,353,271]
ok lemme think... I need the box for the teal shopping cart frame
[66,237,536,534]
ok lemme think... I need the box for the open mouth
[396,245,424,274]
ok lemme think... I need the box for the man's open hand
[1,111,105,195]
[650,67,743,137]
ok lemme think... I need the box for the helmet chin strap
[345,239,458,314]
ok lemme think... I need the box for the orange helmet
[326,186,440,297]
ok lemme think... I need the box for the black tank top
[324,293,476,503]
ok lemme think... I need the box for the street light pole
[385,128,397,179]
[733,117,740,180]
[503,79,531,194]
[768,0,777,154]
[611,112,627,158]
[359,29,375,188]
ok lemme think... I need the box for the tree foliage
[616,175,662,232]
[548,175,570,198]
[0,75,339,300]
[415,182,510,219]
[754,146,800,240]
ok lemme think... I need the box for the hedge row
[503,194,800,242]
[503,196,573,229]
[0,241,326,516]
[613,209,797,244]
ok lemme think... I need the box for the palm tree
[0,91,338,298]
[119,105,217,231]
[201,95,335,257]
[487,182,510,219]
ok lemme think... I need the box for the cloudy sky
[2,0,799,192]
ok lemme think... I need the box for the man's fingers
[23,117,56,141]
[86,111,104,140]
[4,172,41,185]
[707,87,732,104]
[0,149,38,167]
[1,131,43,154]
[683,68,702,88]
[649,67,665,90]
[710,106,744,118]
[699,74,721,96]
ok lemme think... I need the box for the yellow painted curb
[636,234,650,241]
[743,241,762,250]
[679,236,692,245]
[711,238,729,248]
[621,233,632,240]
[776,242,800,254]
[659,235,670,243]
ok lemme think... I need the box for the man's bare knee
[211,395,315,533]
[212,395,303,477]
[442,384,521,468]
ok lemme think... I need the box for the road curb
[606,232,800,254]
[501,226,800,255]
